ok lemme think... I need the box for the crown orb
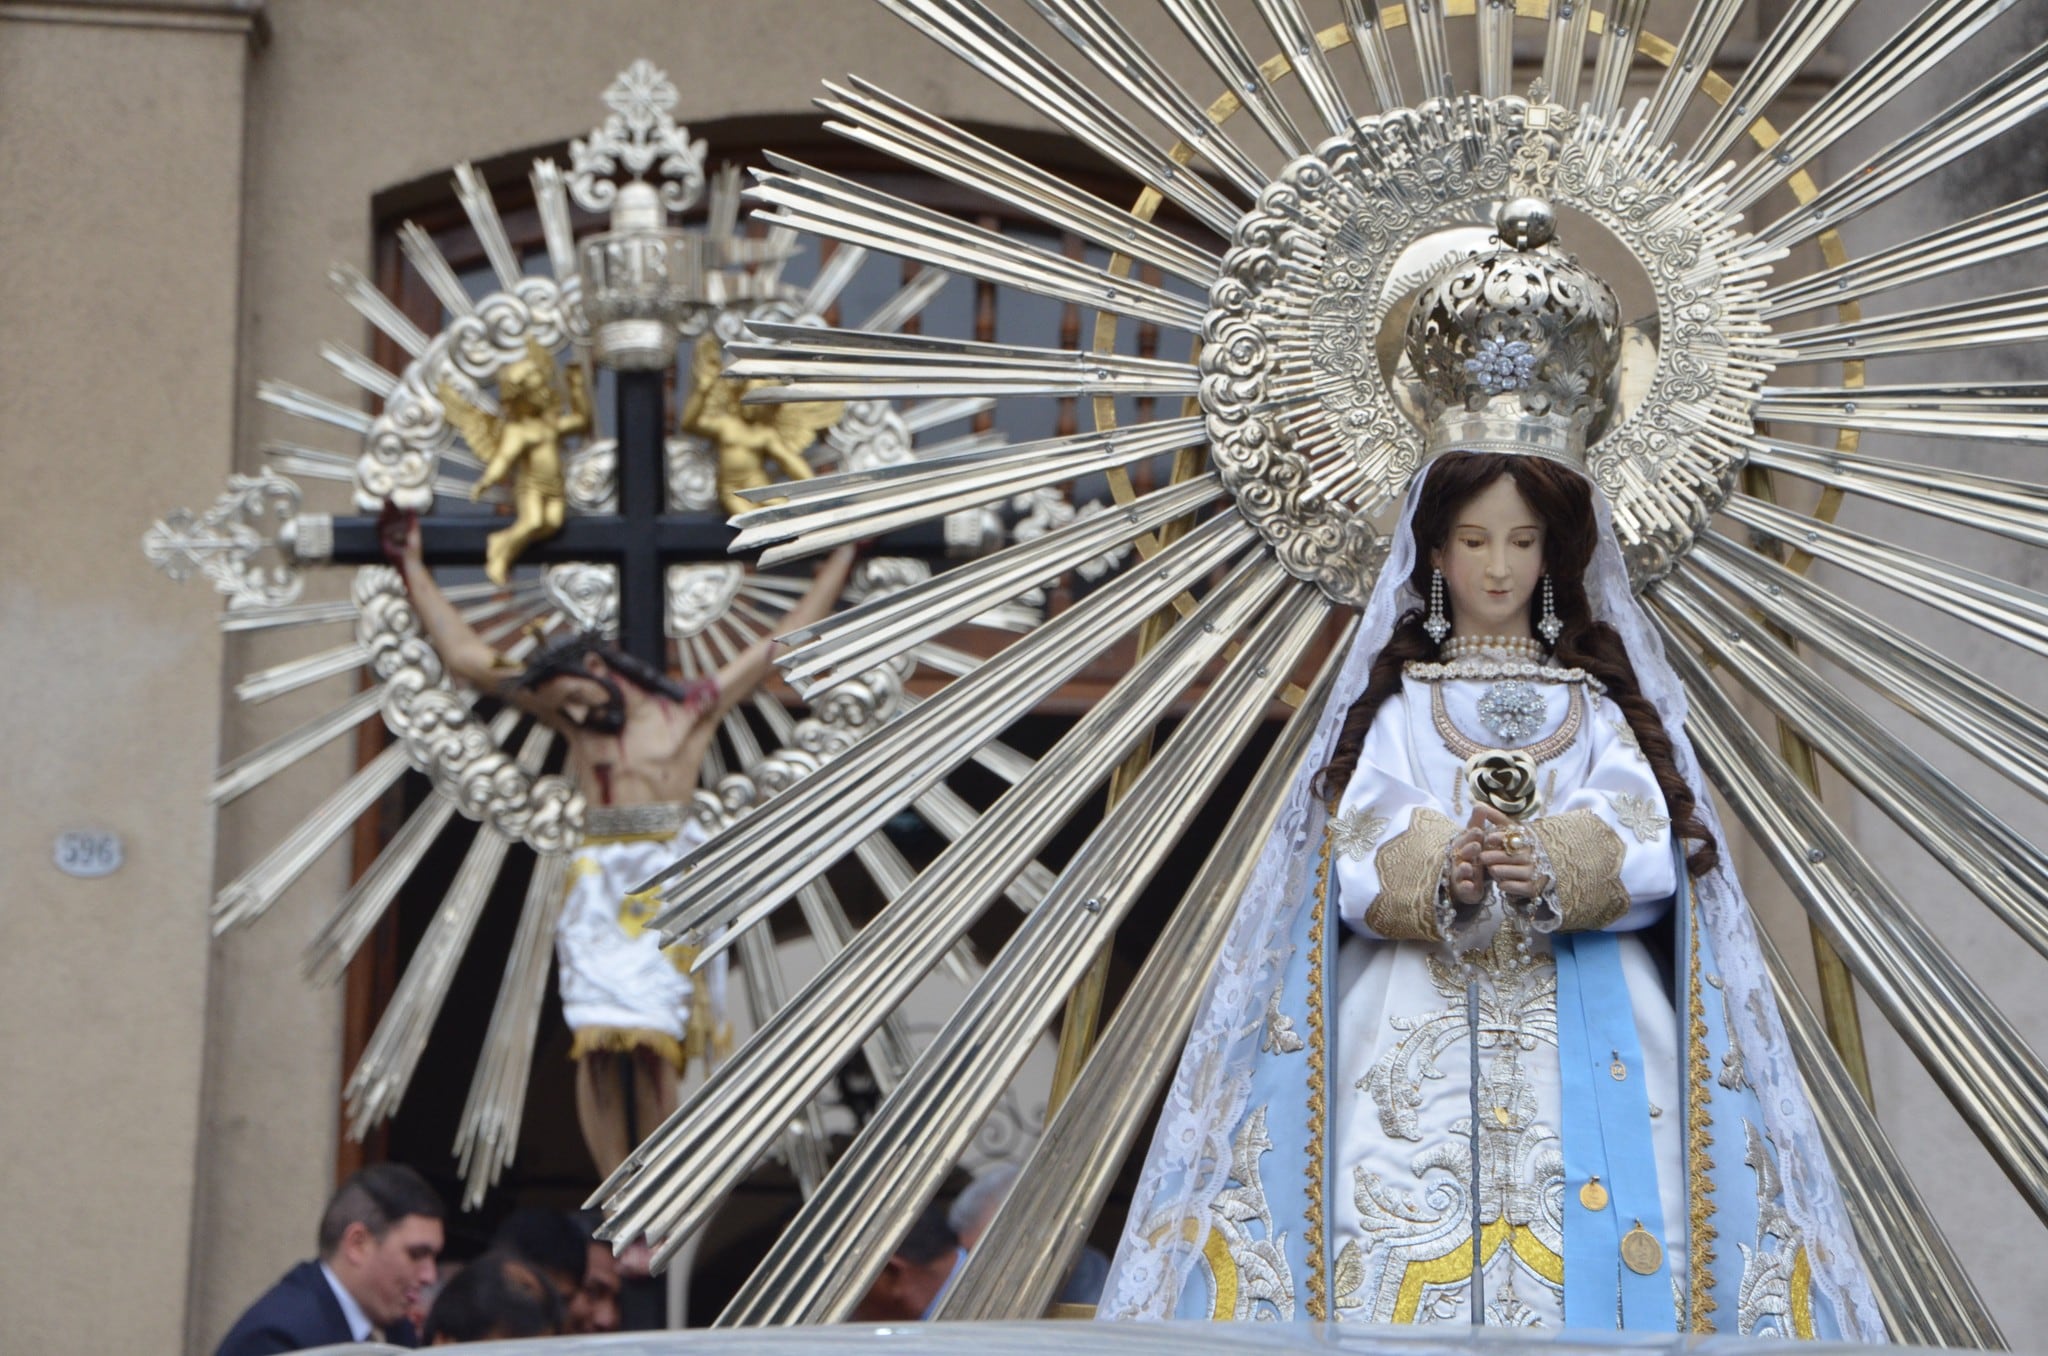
[1496,198,1557,251]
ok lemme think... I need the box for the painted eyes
[1454,536,1540,550]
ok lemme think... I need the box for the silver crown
[1403,198,1622,468]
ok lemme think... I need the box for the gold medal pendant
[1579,1176,1609,1211]
[1621,1223,1664,1276]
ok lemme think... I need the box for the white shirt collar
[319,1261,376,1343]
[921,1248,969,1321]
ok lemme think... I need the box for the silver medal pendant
[1476,679,1546,744]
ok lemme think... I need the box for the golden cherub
[438,338,592,584]
[679,334,844,519]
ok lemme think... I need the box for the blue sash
[1554,928,1675,1330]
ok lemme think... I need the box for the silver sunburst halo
[588,3,2047,1344]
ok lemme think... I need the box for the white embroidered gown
[1326,668,1684,1325]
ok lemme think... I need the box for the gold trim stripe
[582,829,683,847]
[1791,1246,1817,1340]
[1687,886,1720,1331]
[1304,815,1335,1320]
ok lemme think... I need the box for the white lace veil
[1100,460,1882,1337]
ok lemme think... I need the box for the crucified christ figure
[390,515,855,1178]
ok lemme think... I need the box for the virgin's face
[1430,474,1545,639]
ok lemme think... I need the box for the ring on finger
[1502,829,1528,854]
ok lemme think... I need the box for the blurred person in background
[947,1162,1108,1307]
[492,1205,620,1334]
[851,1199,961,1322]
[571,1209,623,1333]
[215,1163,445,1354]
[422,1251,560,1344]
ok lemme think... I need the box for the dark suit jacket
[214,1260,415,1355]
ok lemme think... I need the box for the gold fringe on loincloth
[569,1026,686,1073]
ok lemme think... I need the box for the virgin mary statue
[1100,202,1883,1340]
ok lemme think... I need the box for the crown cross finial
[567,59,708,217]
[142,471,306,609]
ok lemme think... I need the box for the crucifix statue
[144,60,967,1203]
[391,506,854,1176]
[304,330,866,1178]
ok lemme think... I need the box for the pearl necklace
[1442,634,1547,663]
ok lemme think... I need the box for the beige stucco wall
[0,5,258,1353]
[5,0,2045,1349]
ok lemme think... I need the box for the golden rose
[1465,749,1541,819]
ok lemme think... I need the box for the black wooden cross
[315,370,949,668]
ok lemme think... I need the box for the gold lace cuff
[1365,807,1458,941]
[1529,810,1629,931]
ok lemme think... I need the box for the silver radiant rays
[585,1,2048,1343]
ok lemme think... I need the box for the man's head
[423,1251,560,1344]
[511,633,713,734]
[851,1199,959,1322]
[490,1207,617,1334]
[573,1211,623,1334]
[946,1162,1020,1251]
[317,1163,446,1331]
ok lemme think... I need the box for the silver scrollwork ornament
[666,564,746,639]
[831,399,915,474]
[142,471,305,609]
[544,563,620,636]
[1205,95,1779,602]
[564,435,709,513]
[355,272,582,511]
[566,59,708,216]
[355,567,584,853]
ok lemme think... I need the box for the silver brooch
[1477,680,1547,744]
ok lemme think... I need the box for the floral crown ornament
[1404,197,1623,470]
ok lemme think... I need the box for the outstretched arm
[387,514,516,690]
[711,544,858,714]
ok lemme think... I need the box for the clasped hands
[1446,803,1552,912]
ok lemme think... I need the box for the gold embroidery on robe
[1529,810,1628,930]
[1687,888,1719,1331]
[1388,1218,1565,1324]
[1366,808,1458,941]
[1346,928,1565,1323]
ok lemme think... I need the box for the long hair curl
[1315,452,1717,878]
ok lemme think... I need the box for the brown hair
[1315,452,1717,877]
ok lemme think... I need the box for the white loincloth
[555,803,728,1071]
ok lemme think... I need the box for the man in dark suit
[215,1163,446,1355]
